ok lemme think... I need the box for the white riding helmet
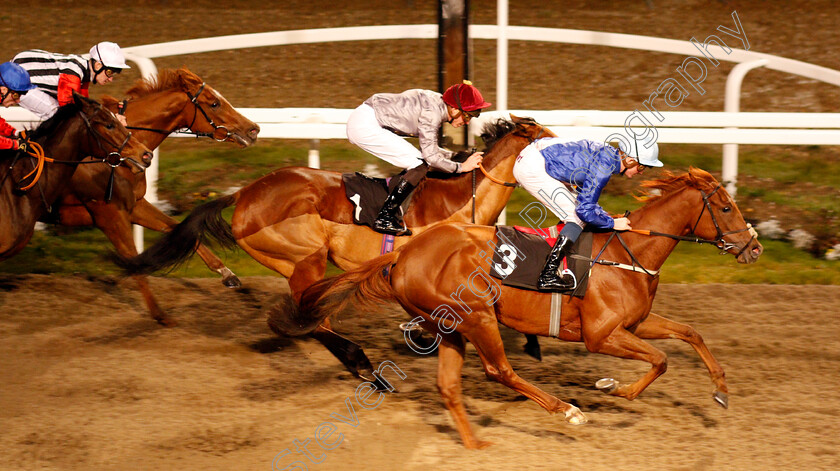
[89,41,130,69]
[627,138,663,167]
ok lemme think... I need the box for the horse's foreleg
[465,314,587,425]
[633,313,729,408]
[583,326,667,401]
[130,198,241,288]
[88,202,174,326]
[436,333,493,449]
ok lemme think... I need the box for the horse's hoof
[713,391,729,409]
[564,406,588,425]
[156,316,178,328]
[465,439,494,450]
[399,322,421,333]
[222,274,242,289]
[596,378,619,395]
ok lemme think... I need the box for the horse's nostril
[142,152,153,164]
[249,127,259,138]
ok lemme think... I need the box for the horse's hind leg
[464,315,587,425]
[130,198,241,288]
[436,332,493,449]
[264,243,376,380]
[88,202,174,326]
[633,313,729,408]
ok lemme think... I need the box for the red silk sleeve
[0,135,17,150]
[0,116,16,138]
[57,73,83,106]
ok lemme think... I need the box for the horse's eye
[722,207,731,213]
[106,123,115,130]
[211,101,220,108]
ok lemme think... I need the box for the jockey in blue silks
[513,136,664,291]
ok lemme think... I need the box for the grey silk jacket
[363,89,460,173]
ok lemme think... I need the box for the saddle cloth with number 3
[489,225,593,297]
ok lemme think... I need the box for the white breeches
[19,89,59,121]
[346,104,424,170]
[513,145,584,226]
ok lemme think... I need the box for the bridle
[687,184,758,257]
[122,82,231,142]
[78,108,134,168]
[625,184,757,258]
[575,183,758,279]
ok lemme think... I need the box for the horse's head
[680,168,763,264]
[176,68,260,147]
[73,92,153,170]
[510,114,557,141]
[478,115,556,171]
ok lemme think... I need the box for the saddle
[342,151,473,229]
[489,224,593,297]
[342,172,402,229]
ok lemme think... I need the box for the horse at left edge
[1,93,152,261]
[46,68,259,326]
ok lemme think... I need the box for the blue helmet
[0,62,37,92]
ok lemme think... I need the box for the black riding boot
[537,236,577,291]
[373,177,415,236]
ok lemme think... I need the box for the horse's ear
[101,95,119,110]
[511,115,542,140]
[177,67,201,88]
[72,91,96,111]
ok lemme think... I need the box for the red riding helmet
[442,80,491,112]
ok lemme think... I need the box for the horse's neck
[124,91,188,150]
[26,119,87,205]
[620,187,702,270]
[405,136,523,227]
[451,152,517,224]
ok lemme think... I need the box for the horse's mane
[414,118,522,198]
[123,69,185,99]
[635,167,720,203]
[480,118,518,151]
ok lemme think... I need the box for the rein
[121,82,231,141]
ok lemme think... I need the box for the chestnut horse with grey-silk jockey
[119,115,554,377]
[0,93,151,261]
[48,68,259,326]
[271,168,764,449]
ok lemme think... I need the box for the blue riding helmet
[0,62,37,92]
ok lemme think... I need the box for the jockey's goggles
[463,108,482,119]
[103,67,122,78]
[1,89,25,101]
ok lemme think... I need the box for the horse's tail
[268,251,399,337]
[115,193,239,275]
